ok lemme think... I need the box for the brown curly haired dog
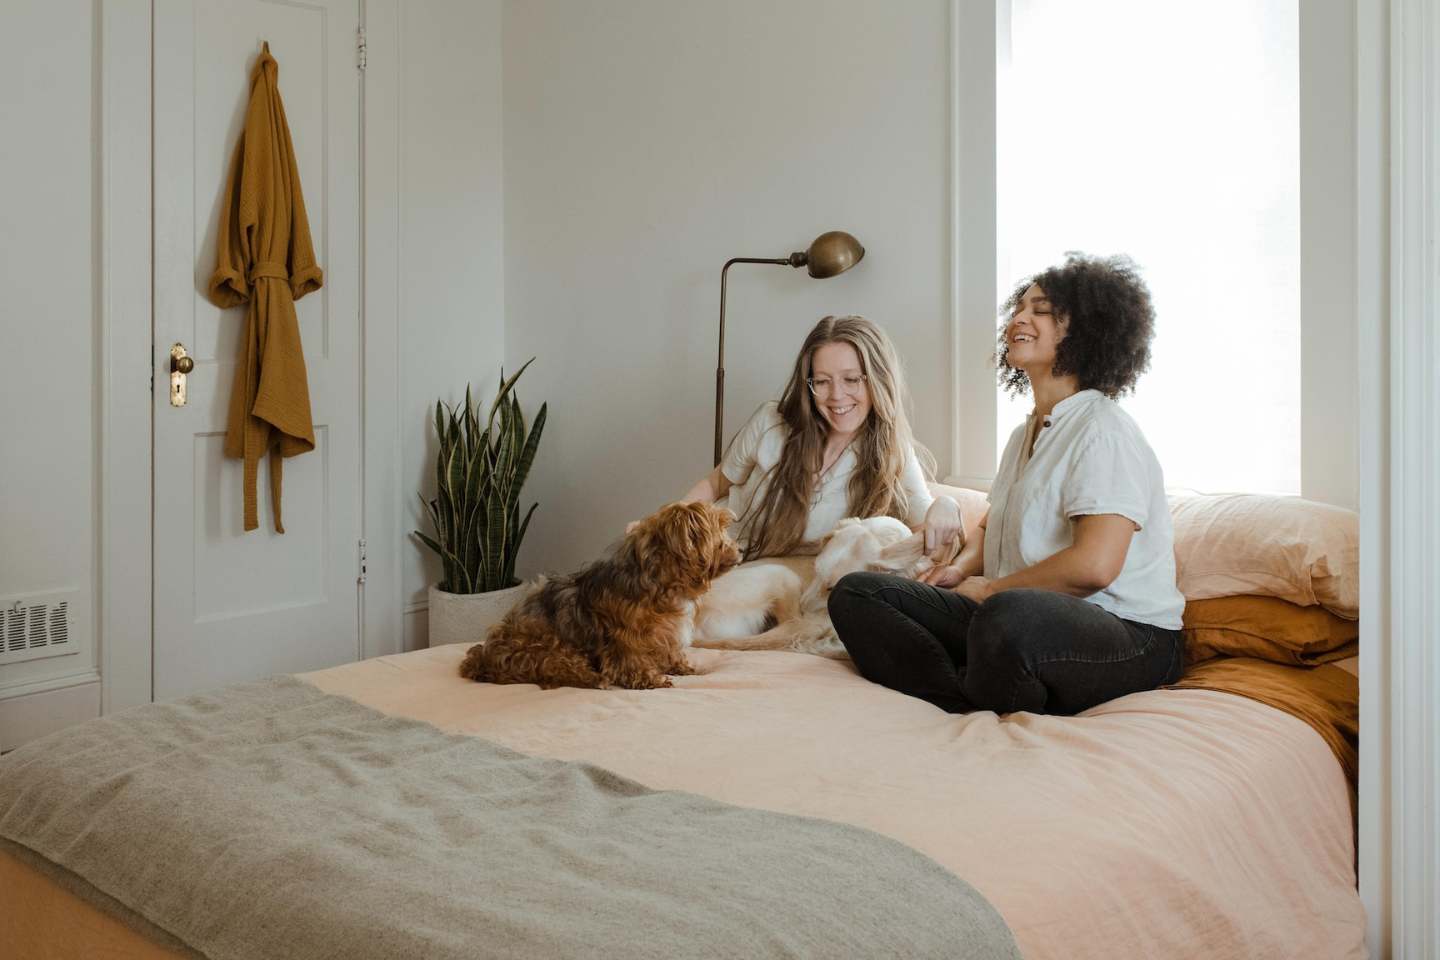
[459,501,741,690]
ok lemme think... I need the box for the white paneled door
[153,0,363,700]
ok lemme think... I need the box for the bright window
[997,0,1299,494]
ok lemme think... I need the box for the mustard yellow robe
[208,43,323,533]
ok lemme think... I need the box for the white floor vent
[1,589,80,665]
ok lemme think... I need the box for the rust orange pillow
[1182,594,1359,667]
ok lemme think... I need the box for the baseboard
[0,680,101,752]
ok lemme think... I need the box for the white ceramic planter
[427,582,529,648]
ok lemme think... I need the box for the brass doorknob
[169,343,193,407]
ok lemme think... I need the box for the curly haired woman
[829,253,1186,716]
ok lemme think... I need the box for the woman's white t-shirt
[984,389,1185,629]
[720,402,934,549]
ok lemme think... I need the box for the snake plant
[415,358,546,594]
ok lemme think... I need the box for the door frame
[101,0,402,713]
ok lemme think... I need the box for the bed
[1,639,1362,959]
[1,485,1364,958]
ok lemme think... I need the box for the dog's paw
[620,673,673,690]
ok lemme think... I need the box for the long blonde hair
[736,315,931,559]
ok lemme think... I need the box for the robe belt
[248,261,290,285]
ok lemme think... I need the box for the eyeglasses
[806,374,868,398]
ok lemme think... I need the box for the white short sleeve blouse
[984,390,1185,629]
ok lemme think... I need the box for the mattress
[1,644,1363,959]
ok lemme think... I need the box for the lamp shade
[799,230,865,278]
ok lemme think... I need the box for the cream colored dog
[693,516,956,659]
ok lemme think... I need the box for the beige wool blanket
[0,675,1018,960]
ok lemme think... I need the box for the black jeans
[827,572,1184,716]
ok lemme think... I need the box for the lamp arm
[715,257,797,466]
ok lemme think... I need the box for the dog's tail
[457,581,545,683]
[457,616,515,681]
[458,621,607,690]
[457,640,492,682]
[870,531,928,573]
[871,529,962,575]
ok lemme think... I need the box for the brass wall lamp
[713,230,865,465]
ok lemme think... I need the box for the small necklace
[816,438,855,485]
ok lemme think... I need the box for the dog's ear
[653,501,733,558]
[626,503,701,581]
[870,531,927,573]
[630,502,739,586]
[671,501,742,580]
[656,502,704,553]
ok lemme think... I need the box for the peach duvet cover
[2,644,1363,959]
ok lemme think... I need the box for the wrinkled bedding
[0,643,1364,959]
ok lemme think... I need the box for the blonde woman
[682,315,962,560]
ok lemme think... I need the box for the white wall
[503,0,952,573]
[0,0,102,743]
[398,0,507,648]
[500,0,1365,581]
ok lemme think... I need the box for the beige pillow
[1169,493,1358,620]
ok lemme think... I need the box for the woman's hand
[953,576,993,604]
[916,564,964,588]
[921,496,965,562]
[633,465,735,537]
[915,567,993,603]
[683,466,733,505]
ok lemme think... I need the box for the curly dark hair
[996,252,1155,398]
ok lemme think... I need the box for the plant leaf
[505,501,539,586]
[462,384,475,461]
[434,400,448,506]
[413,529,443,559]
[483,479,507,592]
[483,357,536,437]
[465,495,487,591]
[503,393,525,507]
[512,401,546,501]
